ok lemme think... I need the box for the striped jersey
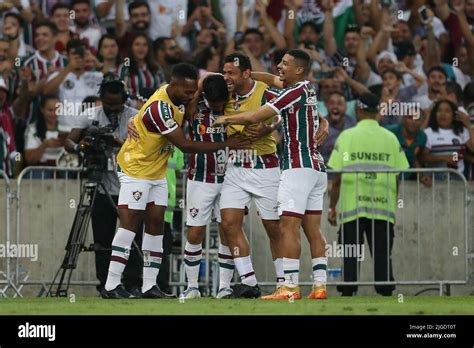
[188,98,227,184]
[23,51,68,124]
[266,80,325,171]
[117,64,165,97]
[117,84,184,180]
[425,126,470,174]
[225,81,279,169]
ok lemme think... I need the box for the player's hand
[420,174,432,188]
[213,116,230,126]
[328,210,337,226]
[315,117,329,145]
[244,123,271,142]
[127,117,139,140]
[225,134,252,149]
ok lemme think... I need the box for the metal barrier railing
[5,166,472,296]
[0,169,16,297]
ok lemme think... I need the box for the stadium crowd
[0,0,474,180]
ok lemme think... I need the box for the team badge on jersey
[233,101,240,111]
[133,190,143,201]
[64,80,74,89]
[190,207,199,218]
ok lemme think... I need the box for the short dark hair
[428,99,464,135]
[66,38,86,53]
[223,53,252,72]
[50,2,70,16]
[243,28,264,41]
[427,65,448,79]
[71,0,90,8]
[4,12,24,27]
[344,25,360,35]
[382,68,402,81]
[171,63,198,81]
[287,49,311,74]
[153,36,171,54]
[272,48,287,66]
[203,75,229,102]
[128,0,150,15]
[446,81,462,103]
[35,20,59,36]
[328,91,346,100]
[300,21,319,35]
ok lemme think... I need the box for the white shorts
[278,168,327,218]
[186,179,222,226]
[117,172,168,210]
[220,164,280,220]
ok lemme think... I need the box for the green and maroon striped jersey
[187,99,227,184]
[117,64,164,97]
[267,80,326,172]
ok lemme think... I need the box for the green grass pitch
[0,296,473,315]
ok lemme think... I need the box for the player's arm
[315,115,329,145]
[244,115,282,141]
[164,126,250,153]
[251,72,284,89]
[214,104,277,126]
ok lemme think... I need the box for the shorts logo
[190,207,199,218]
[133,190,143,201]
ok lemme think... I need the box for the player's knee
[187,226,205,244]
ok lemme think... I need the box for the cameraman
[65,75,141,296]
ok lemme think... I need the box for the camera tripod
[47,179,142,297]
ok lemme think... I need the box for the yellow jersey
[225,81,279,168]
[117,84,184,180]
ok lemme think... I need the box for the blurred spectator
[51,2,78,55]
[116,0,151,57]
[95,0,132,34]
[182,2,224,43]
[147,0,187,41]
[24,95,64,167]
[0,0,33,28]
[71,0,102,50]
[422,99,474,178]
[319,91,356,164]
[153,37,182,82]
[386,114,432,186]
[414,66,448,111]
[0,38,16,103]
[97,34,121,74]
[117,33,162,97]
[193,45,221,77]
[23,20,68,124]
[43,39,103,132]
[0,77,16,177]
[2,12,35,59]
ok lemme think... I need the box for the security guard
[327,93,409,296]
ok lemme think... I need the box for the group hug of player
[101,49,330,301]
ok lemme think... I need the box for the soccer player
[214,49,330,300]
[180,74,235,299]
[101,63,248,299]
[219,53,283,298]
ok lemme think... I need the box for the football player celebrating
[102,63,248,299]
[214,50,330,300]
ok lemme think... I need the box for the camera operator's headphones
[99,72,129,103]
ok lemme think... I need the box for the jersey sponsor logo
[132,190,143,201]
[190,207,199,218]
[350,152,391,161]
[306,96,317,105]
[198,124,226,135]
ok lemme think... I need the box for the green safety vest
[164,148,184,224]
[327,119,409,224]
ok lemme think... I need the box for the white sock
[105,228,135,291]
[218,243,234,289]
[274,258,285,286]
[141,233,163,293]
[234,255,257,287]
[312,257,327,285]
[283,257,299,288]
[184,241,202,289]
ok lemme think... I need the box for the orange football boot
[307,284,327,299]
[261,285,302,300]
